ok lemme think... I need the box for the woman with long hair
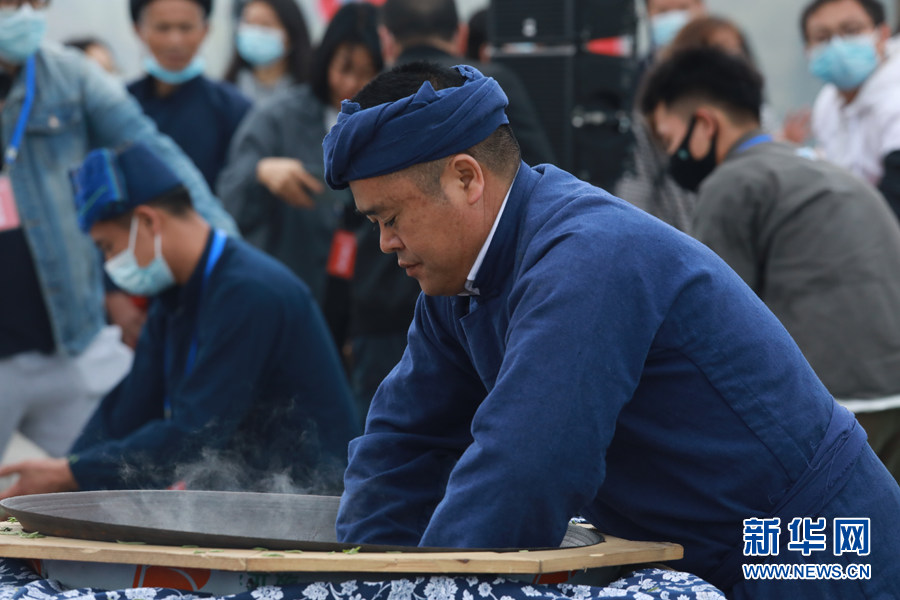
[224,0,313,103]
[218,1,382,323]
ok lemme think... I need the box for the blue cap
[71,142,184,233]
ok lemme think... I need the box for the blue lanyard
[163,229,228,420]
[4,56,36,167]
[737,134,773,154]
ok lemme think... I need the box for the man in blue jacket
[322,62,900,598]
[0,0,237,466]
[0,143,359,495]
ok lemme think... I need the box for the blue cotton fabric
[323,65,509,190]
[335,164,900,599]
[0,559,725,600]
[67,230,360,491]
[71,143,184,232]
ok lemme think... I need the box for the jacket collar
[468,162,541,299]
[158,228,215,314]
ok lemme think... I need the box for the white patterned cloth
[0,559,723,600]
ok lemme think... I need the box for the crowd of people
[1,0,900,596]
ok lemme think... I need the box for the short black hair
[310,2,383,107]
[131,0,212,23]
[800,0,885,41]
[382,0,459,45]
[352,61,521,191]
[639,47,763,124]
[64,37,107,53]
[109,185,194,228]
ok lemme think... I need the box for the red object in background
[167,480,187,491]
[130,295,149,311]
[319,0,386,21]
[133,565,212,591]
[327,229,358,280]
[586,36,633,57]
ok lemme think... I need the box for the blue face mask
[143,54,206,85]
[104,217,176,297]
[237,24,286,67]
[0,5,47,64]
[808,33,880,91]
[650,10,691,48]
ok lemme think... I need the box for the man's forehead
[351,174,418,213]
[809,0,873,27]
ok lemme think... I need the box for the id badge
[0,175,21,232]
[326,229,358,280]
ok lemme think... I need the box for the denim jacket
[2,43,238,357]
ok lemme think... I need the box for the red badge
[0,176,21,232]
[326,229,358,280]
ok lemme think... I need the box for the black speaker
[489,0,637,44]
[493,50,637,188]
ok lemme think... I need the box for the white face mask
[650,9,692,48]
[104,216,176,296]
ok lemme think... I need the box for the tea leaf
[343,547,361,555]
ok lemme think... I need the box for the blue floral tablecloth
[0,559,724,600]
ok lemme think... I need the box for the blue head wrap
[71,142,184,232]
[323,64,510,190]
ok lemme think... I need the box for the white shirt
[812,36,900,186]
[460,174,517,296]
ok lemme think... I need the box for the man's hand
[0,459,79,501]
[780,108,811,145]
[256,158,324,209]
[106,292,147,349]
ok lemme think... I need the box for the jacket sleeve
[336,296,487,546]
[76,56,239,236]
[217,101,282,237]
[68,281,287,491]
[415,232,666,548]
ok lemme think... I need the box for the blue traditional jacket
[336,164,900,598]
[70,231,360,491]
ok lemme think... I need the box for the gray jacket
[218,85,348,306]
[694,134,900,399]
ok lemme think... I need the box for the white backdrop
[45,0,898,121]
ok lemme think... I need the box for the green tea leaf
[19,532,45,539]
[208,550,225,553]
[285,550,303,554]
[252,547,268,551]
[263,553,284,558]
[6,518,17,523]
[116,540,146,545]
[182,545,199,548]
[342,547,361,555]
[385,551,402,554]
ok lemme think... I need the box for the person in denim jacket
[0,0,237,465]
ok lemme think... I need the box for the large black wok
[1,491,603,552]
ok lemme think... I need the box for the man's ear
[876,23,892,57]
[454,23,469,58]
[379,25,399,66]
[133,205,164,236]
[445,154,485,206]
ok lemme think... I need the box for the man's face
[652,103,716,160]
[645,0,704,19]
[350,156,490,297]
[804,0,888,53]
[90,212,157,266]
[136,0,208,72]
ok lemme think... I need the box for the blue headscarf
[70,142,184,232]
[323,65,510,190]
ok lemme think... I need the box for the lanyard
[4,56,36,168]
[163,229,228,420]
[736,133,773,154]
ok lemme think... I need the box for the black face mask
[668,116,717,193]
